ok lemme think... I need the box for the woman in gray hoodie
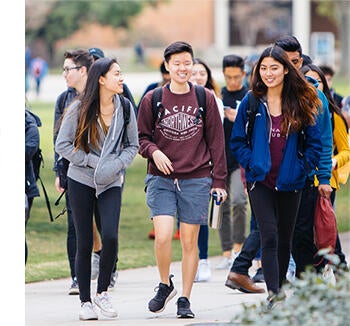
[55,57,139,321]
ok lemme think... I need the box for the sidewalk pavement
[26,232,350,326]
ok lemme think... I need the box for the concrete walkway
[25,233,350,326]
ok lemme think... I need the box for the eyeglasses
[62,66,82,73]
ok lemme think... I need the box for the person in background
[137,41,227,319]
[30,56,48,97]
[216,54,248,271]
[53,49,94,295]
[55,57,139,321]
[25,106,41,265]
[139,61,171,108]
[190,57,224,282]
[301,63,350,271]
[230,45,322,309]
[319,65,343,108]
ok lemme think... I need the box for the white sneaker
[194,259,211,282]
[215,256,232,270]
[94,291,118,318]
[286,269,295,283]
[91,253,100,280]
[322,264,336,286]
[79,301,98,321]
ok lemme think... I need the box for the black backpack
[27,110,54,221]
[151,85,207,135]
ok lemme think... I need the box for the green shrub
[231,252,350,325]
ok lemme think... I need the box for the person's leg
[231,168,248,254]
[231,214,261,275]
[67,178,95,303]
[65,192,77,281]
[330,190,348,267]
[292,181,318,277]
[276,190,302,288]
[217,172,233,268]
[198,225,208,260]
[153,215,175,284]
[180,222,200,298]
[249,182,279,294]
[96,186,121,294]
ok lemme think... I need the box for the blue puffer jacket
[230,93,322,191]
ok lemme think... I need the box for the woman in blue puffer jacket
[230,46,322,309]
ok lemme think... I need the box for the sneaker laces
[97,292,113,310]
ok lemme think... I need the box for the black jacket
[25,109,40,199]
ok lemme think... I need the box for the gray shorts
[145,174,212,225]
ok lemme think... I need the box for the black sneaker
[252,268,265,283]
[176,296,195,318]
[148,274,177,313]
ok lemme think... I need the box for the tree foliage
[26,0,164,54]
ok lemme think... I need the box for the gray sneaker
[93,291,118,318]
[79,301,98,320]
[91,252,100,280]
[69,277,79,295]
[108,271,118,290]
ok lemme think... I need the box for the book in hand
[209,192,223,229]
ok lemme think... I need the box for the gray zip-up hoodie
[55,95,139,197]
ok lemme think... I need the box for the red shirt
[262,115,286,189]
[137,84,227,189]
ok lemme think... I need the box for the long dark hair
[300,64,349,130]
[75,57,117,152]
[251,46,320,134]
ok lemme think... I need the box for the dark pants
[68,178,121,302]
[231,213,260,275]
[198,225,209,260]
[65,192,77,280]
[249,182,301,294]
[292,181,318,277]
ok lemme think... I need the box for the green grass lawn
[25,101,225,282]
[25,77,350,283]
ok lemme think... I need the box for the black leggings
[68,178,122,302]
[248,182,302,294]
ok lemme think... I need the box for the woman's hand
[152,150,174,175]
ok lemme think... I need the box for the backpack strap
[119,94,131,147]
[193,85,207,137]
[246,90,259,147]
[151,86,164,135]
[37,175,54,222]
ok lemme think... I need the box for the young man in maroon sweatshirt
[137,41,227,319]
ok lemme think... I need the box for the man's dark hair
[164,41,193,63]
[64,49,94,71]
[301,54,313,66]
[319,65,335,77]
[160,61,168,74]
[275,35,302,56]
[222,54,244,70]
